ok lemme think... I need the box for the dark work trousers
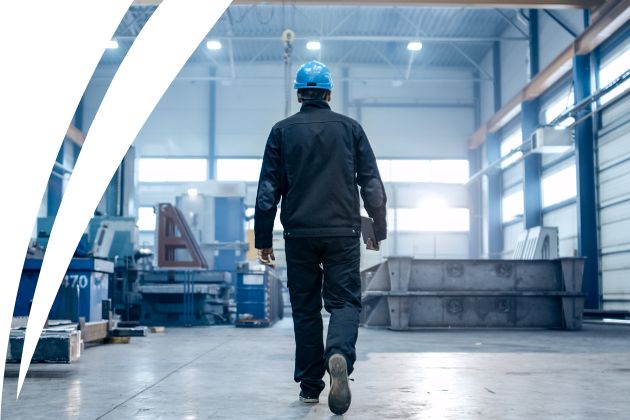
[285,236,362,396]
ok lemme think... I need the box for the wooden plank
[78,319,109,343]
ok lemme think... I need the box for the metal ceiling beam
[115,35,528,43]
[494,9,529,38]
[133,0,603,8]
[469,0,630,149]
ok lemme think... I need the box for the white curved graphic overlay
[17,0,233,397]
[0,1,133,416]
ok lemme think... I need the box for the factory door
[597,92,630,310]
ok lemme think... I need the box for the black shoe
[299,390,319,404]
[328,354,351,415]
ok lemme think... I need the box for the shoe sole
[299,396,319,404]
[328,354,351,415]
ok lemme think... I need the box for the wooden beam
[134,0,602,8]
[469,0,630,149]
[66,124,85,147]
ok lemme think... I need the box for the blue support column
[486,132,503,258]
[208,67,217,180]
[522,99,542,229]
[573,53,600,309]
[522,9,542,230]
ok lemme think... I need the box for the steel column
[208,67,217,179]
[493,41,502,110]
[573,53,599,309]
[469,72,482,258]
[522,10,542,230]
[486,132,503,258]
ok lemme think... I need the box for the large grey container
[361,258,584,330]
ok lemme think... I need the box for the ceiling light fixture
[206,40,222,50]
[306,41,321,51]
[407,41,423,52]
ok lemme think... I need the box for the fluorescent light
[206,40,222,50]
[306,41,321,51]
[407,41,423,52]
[187,188,199,197]
[106,39,119,49]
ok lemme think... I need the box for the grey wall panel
[502,222,524,258]
[361,107,474,159]
[392,232,468,259]
[543,204,578,257]
[598,95,630,310]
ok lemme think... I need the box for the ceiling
[103,4,531,79]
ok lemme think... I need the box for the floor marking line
[94,340,230,419]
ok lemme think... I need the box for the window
[137,206,156,231]
[138,158,207,183]
[543,90,575,128]
[377,159,469,184]
[216,159,263,182]
[395,208,470,232]
[542,164,577,208]
[599,42,630,104]
[429,160,469,184]
[500,130,523,168]
[502,189,524,223]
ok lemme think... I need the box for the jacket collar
[300,100,331,112]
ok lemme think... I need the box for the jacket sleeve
[354,124,388,241]
[254,127,282,249]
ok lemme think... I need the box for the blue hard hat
[294,60,333,91]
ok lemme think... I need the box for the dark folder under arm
[361,216,379,251]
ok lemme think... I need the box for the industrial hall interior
[3,0,630,419]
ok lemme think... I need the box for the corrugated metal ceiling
[104,5,526,70]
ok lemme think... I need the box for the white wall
[82,61,477,260]
[539,11,584,70]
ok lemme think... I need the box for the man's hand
[366,238,380,251]
[257,248,276,268]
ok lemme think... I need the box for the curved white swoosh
[0,1,133,415]
[17,0,232,398]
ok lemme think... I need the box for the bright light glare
[542,164,577,208]
[137,207,156,231]
[106,39,119,49]
[599,44,630,104]
[544,90,575,128]
[138,158,208,183]
[396,208,469,232]
[187,188,198,197]
[500,130,523,168]
[502,189,524,222]
[419,197,447,209]
[216,159,263,182]
[206,40,222,50]
[306,41,321,51]
[407,41,423,52]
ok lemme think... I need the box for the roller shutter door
[598,97,630,310]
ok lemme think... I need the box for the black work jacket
[254,100,387,249]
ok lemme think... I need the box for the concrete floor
[3,318,630,419]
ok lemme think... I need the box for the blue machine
[16,258,113,322]
[236,268,283,328]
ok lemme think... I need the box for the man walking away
[254,60,387,415]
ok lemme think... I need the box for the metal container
[16,258,113,322]
[235,269,283,328]
[361,257,585,330]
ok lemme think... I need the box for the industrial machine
[137,185,248,326]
